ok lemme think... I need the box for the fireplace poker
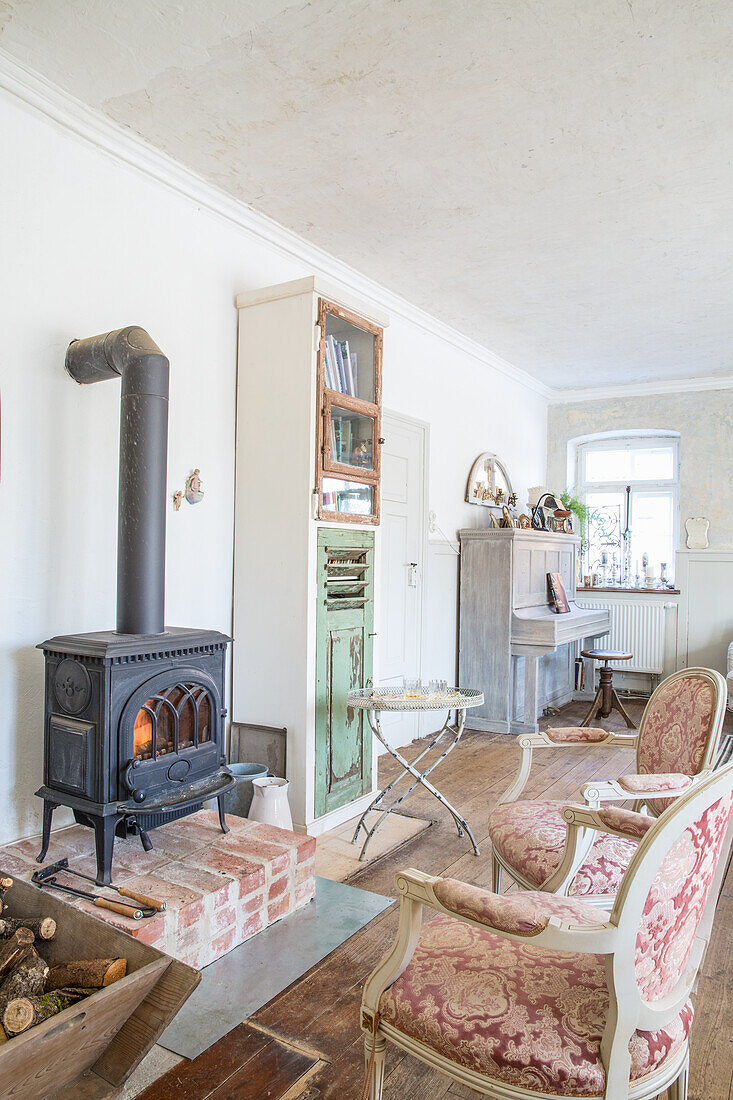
[31,866,158,919]
[40,858,167,912]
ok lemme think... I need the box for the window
[576,435,679,583]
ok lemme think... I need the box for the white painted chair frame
[361,762,733,1100]
[490,667,727,902]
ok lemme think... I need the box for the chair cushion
[489,800,638,895]
[380,911,693,1096]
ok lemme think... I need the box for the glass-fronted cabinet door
[316,299,382,523]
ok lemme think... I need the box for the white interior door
[376,411,427,750]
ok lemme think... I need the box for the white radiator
[575,598,667,674]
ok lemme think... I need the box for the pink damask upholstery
[596,805,655,840]
[635,792,733,1001]
[637,673,716,813]
[617,772,692,794]
[545,727,610,744]
[432,879,608,936]
[380,911,693,1096]
[489,800,638,895]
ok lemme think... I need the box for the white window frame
[576,433,680,578]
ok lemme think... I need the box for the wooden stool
[580,649,636,729]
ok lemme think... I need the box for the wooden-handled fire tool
[31,863,161,919]
[40,858,167,912]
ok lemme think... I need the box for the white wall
[0,86,547,845]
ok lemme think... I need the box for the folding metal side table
[347,687,484,861]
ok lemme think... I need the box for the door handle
[407,562,419,588]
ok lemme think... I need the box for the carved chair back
[635,667,726,813]
[602,762,733,1086]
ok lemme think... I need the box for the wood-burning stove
[36,328,234,883]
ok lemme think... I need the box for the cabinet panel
[315,529,374,817]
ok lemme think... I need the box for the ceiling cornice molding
[0,46,553,400]
[549,373,733,405]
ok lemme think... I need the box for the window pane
[630,492,674,578]
[329,406,374,470]
[629,446,674,480]
[324,312,375,403]
[586,492,624,574]
[322,477,374,517]
[584,449,631,482]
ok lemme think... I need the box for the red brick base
[0,811,316,969]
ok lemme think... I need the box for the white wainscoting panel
[676,551,733,675]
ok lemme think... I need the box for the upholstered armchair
[488,667,726,901]
[361,763,733,1100]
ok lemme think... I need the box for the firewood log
[45,957,127,992]
[0,916,56,941]
[0,878,12,898]
[0,929,34,978]
[0,951,49,1020]
[0,1025,7,1044]
[3,990,84,1036]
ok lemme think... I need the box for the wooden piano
[458,528,609,734]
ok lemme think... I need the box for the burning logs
[0,877,128,1043]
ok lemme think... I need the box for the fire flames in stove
[133,683,212,761]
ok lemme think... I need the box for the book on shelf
[323,335,361,399]
[331,337,348,392]
[339,339,356,396]
[547,571,571,614]
[325,335,342,392]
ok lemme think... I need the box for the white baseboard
[293,790,379,837]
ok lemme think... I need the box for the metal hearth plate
[158,877,393,1060]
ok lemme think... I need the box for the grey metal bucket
[222,762,269,818]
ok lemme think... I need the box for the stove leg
[37,800,58,863]
[94,815,119,885]
[217,796,229,834]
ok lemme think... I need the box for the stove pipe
[65,327,169,635]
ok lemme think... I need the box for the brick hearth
[0,810,316,969]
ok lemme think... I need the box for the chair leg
[492,850,503,894]
[668,1059,689,1100]
[363,1032,386,1099]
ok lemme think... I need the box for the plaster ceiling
[1,0,731,390]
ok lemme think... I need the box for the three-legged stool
[580,649,636,728]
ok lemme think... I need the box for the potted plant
[560,490,595,572]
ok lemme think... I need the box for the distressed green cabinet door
[315,528,375,818]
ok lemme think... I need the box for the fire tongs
[32,859,166,920]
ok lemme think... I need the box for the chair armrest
[581,772,699,806]
[545,726,612,744]
[398,868,616,949]
[432,877,553,936]
[562,803,655,842]
[497,728,638,805]
[617,772,693,794]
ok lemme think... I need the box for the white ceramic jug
[248,776,293,830]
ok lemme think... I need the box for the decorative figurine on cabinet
[185,468,204,504]
[172,490,184,511]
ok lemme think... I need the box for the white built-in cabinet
[231,277,389,834]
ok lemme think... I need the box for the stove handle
[124,758,147,802]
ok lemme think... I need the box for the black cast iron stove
[36,327,234,883]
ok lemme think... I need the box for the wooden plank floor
[140,701,733,1100]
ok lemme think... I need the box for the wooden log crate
[0,869,199,1099]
